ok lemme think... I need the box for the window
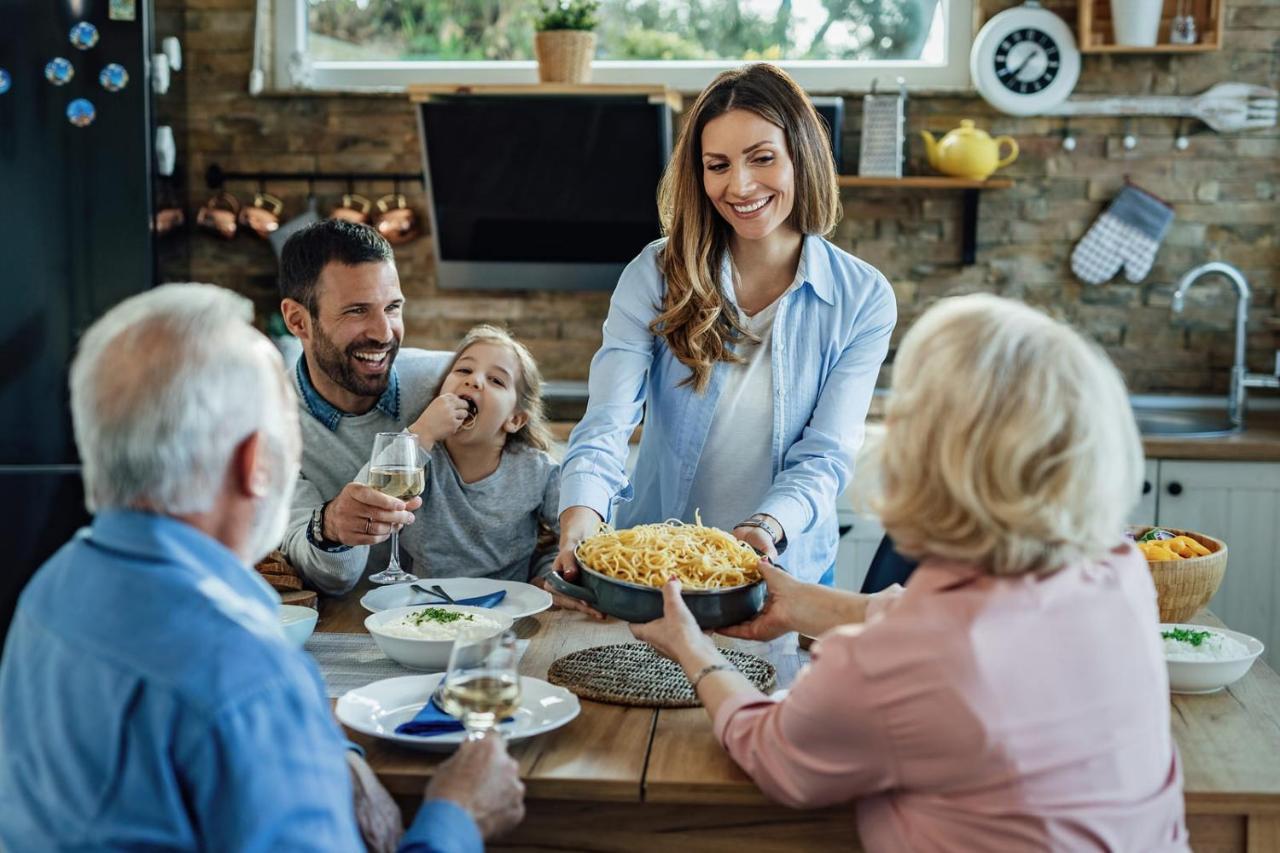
[275,0,973,92]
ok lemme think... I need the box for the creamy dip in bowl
[366,605,514,671]
[1159,623,1264,694]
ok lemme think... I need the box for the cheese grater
[858,78,906,177]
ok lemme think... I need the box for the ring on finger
[364,517,373,534]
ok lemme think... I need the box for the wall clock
[970,1,1081,116]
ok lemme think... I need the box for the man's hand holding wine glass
[322,482,421,547]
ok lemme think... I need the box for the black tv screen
[418,96,673,290]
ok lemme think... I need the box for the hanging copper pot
[374,193,419,245]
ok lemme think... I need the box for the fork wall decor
[1043,82,1278,133]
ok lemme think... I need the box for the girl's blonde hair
[436,324,552,453]
[876,294,1143,576]
[654,63,841,392]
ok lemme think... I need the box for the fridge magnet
[66,98,96,127]
[45,58,75,86]
[99,63,129,92]
[109,0,137,21]
[70,22,100,50]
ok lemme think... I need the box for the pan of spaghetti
[544,519,766,628]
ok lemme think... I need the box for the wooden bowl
[1129,526,1228,623]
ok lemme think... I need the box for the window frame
[275,0,974,94]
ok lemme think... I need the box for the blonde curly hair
[876,294,1143,576]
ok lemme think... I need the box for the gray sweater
[281,348,453,595]
[377,443,560,582]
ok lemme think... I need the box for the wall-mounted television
[417,94,674,291]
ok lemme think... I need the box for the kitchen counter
[549,411,1280,462]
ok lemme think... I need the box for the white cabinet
[1131,460,1160,527]
[1153,460,1280,669]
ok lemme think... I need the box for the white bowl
[365,605,514,671]
[1160,623,1264,694]
[279,604,318,647]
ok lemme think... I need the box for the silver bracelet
[689,662,737,691]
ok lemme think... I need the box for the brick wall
[162,0,1279,392]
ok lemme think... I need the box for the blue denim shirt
[297,354,402,431]
[0,511,480,853]
[559,235,896,583]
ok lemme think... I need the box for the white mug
[162,36,182,72]
[155,125,176,176]
[151,53,170,94]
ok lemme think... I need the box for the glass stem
[388,526,401,575]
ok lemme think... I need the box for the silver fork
[410,582,458,604]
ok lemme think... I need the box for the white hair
[876,293,1144,576]
[70,283,294,516]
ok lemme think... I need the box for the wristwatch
[308,501,351,553]
[737,513,787,555]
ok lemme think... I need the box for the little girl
[393,324,560,582]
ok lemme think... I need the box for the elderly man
[277,219,454,594]
[0,284,524,851]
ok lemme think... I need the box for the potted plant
[534,0,599,84]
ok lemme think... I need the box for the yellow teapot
[920,120,1018,181]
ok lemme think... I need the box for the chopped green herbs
[409,608,474,627]
[1162,627,1212,647]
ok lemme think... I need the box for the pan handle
[544,569,598,606]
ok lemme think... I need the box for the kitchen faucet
[1171,262,1280,430]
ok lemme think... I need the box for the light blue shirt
[0,511,481,853]
[559,235,896,583]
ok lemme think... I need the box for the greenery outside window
[273,0,973,92]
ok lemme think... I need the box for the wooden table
[322,593,1280,852]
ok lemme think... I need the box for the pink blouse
[714,545,1189,852]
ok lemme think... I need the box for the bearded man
[277,220,452,594]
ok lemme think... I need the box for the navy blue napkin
[416,590,507,609]
[395,696,466,737]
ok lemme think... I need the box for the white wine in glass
[440,631,522,740]
[367,431,424,585]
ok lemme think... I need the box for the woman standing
[551,64,896,590]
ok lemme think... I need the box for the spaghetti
[576,518,762,591]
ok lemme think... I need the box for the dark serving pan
[544,548,767,629]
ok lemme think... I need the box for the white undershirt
[684,284,791,533]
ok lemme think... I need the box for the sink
[1131,407,1237,438]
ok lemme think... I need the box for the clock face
[971,4,1080,116]
[994,28,1061,94]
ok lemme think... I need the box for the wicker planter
[1129,525,1228,623]
[534,30,596,83]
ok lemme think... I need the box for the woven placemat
[546,643,776,708]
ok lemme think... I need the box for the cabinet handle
[1142,480,1152,495]
[1167,482,1183,496]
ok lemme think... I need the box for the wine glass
[439,630,522,741]
[366,431,424,585]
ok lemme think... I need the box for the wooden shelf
[1079,0,1222,53]
[836,175,1013,265]
[837,176,1012,190]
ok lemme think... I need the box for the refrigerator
[0,0,157,644]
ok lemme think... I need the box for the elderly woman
[632,294,1188,851]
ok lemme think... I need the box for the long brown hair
[654,63,841,392]
[435,324,553,452]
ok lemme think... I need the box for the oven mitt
[1071,185,1174,285]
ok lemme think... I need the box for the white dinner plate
[360,578,553,620]
[336,674,580,752]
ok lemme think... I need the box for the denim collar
[295,356,401,432]
[719,234,835,309]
